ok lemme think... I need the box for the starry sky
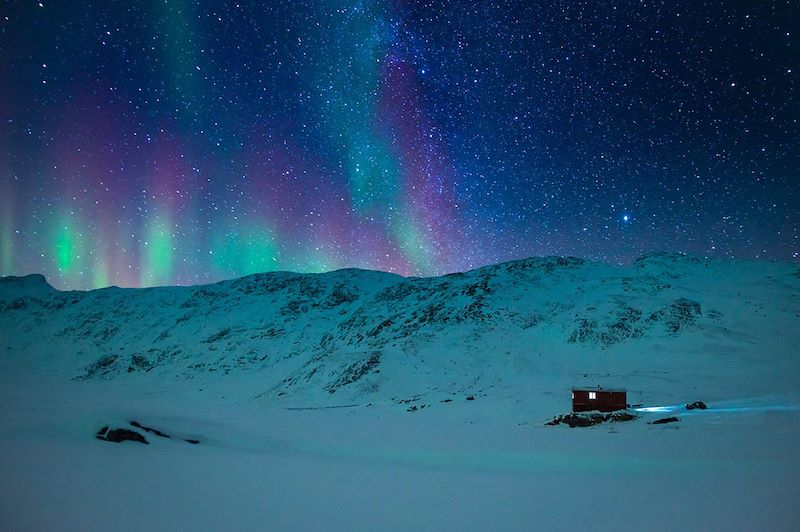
[1,1,797,289]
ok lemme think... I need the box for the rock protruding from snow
[651,417,680,425]
[130,421,170,438]
[546,412,636,428]
[647,298,702,334]
[96,427,149,444]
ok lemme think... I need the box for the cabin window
[589,392,596,400]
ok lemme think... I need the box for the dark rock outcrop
[610,412,636,422]
[685,401,707,410]
[130,421,170,438]
[567,303,644,347]
[97,422,201,445]
[325,351,381,393]
[96,427,149,444]
[651,416,680,424]
[80,354,120,380]
[647,298,702,334]
[546,411,636,428]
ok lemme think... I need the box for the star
[0,1,795,289]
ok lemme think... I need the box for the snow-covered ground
[1,253,799,530]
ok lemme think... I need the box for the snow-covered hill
[2,254,800,530]
[2,253,798,411]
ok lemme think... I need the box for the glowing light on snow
[634,405,680,413]
[635,404,800,415]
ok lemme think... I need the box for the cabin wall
[572,390,627,412]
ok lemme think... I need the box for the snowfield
[1,253,799,531]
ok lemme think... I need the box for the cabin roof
[572,387,626,393]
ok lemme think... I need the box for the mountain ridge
[2,254,798,410]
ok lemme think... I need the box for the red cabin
[572,387,627,412]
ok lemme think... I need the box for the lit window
[589,392,597,400]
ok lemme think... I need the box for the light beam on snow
[634,405,682,413]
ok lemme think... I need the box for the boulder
[686,401,707,410]
[651,416,680,425]
[97,427,149,444]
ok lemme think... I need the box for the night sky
[1,1,797,290]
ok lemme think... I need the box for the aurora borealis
[1,1,797,290]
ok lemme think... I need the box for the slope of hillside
[2,253,799,410]
[1,254,799,531]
